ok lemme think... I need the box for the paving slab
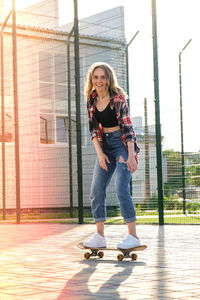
[0,223,199,299]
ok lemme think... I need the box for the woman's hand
[92,137,110,171]
[127,155,137,174]
[98,152,110,171]
[127,141,137,174]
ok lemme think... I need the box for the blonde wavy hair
[85,62,127,102]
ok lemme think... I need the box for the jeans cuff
[94,217,106,223]
[124,216,137,223]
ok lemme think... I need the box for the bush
[148,194,183,211]
[164,195,183,210]
[186,202,200,214]
[149,193,158,210]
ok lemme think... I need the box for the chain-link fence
[0,0,199,224]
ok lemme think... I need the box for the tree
[186,151,200,187]
[163,150,183,197]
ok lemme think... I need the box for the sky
[4,0,200,152]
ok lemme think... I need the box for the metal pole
[12,0,21,224]
[125,31,139,196]
[1,31,6,220]
[178,38,192,215]
[67,26,74,218]
[151,0,164,225]
[73,0,83,224]
[125,31,139,108]
[1,10,12,221]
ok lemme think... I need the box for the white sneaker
[83,233,107,248]
[117,234,141,249]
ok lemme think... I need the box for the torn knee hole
[118,156,127,163]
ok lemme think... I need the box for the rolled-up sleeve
[119,97,140,153]
[87,103,99,140]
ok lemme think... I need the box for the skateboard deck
[77,242,147,261]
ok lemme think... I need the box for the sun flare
[4,0,41,15]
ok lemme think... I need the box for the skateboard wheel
[117,254,124,261]
[131,253,137,261]
[98,251,104,258]
[84,252,90,259]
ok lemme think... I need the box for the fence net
[0,0,199,224]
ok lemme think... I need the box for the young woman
[83,62,141,249]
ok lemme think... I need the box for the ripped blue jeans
[90,130,137,223]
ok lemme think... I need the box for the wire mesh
[0,0,199,224]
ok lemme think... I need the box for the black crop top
[94,103,118,128]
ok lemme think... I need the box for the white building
[0,1,128,210]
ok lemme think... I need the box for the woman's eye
[92,75,106,80]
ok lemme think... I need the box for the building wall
[0,0,5,21]
[17,0,59,29]
[60,6,126,42]
[0,22,127,209]
[0,0,58,27]
[1,31,72,209]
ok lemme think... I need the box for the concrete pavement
[0,223,199,299]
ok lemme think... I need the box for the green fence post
[12,0,21,224]
[178,39,192,215]
[125,31,139,196]
[73,0,83,224]
[151,0,164,225]
[67,26,74,218]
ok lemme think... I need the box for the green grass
[1,209,199,225]
[18,215,199,225]
[103,216,200,224]
[0,207,120,221]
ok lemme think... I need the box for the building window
[54,54,67,114]
[55,116,77,145]
[39,52,54,112]
[56,116,67,143]
[39,51,67,113]
[39,51,69,144]
[40,114,54,144]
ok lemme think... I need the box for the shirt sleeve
[87,102,99,140]
[119,97,140,153]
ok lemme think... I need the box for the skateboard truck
[77,242,147,261]
[84,249,104,260]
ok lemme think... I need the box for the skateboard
[77,242,147,261]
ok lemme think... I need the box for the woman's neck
[97,91,110,102]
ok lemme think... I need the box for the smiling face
[92,67,109,94]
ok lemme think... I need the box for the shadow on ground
[58,259,146,299]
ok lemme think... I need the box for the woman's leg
[127,221,138,239]
[83,155,116,247]
[115,156,137,225]
[115,154,141,248]
[90,155,116,230]
[96,221,105,237]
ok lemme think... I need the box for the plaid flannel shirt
[87,91,140,160]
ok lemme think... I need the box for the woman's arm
[127,141,137,174]
[117,96,140,154]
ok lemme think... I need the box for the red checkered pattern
[87,91,140,160]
